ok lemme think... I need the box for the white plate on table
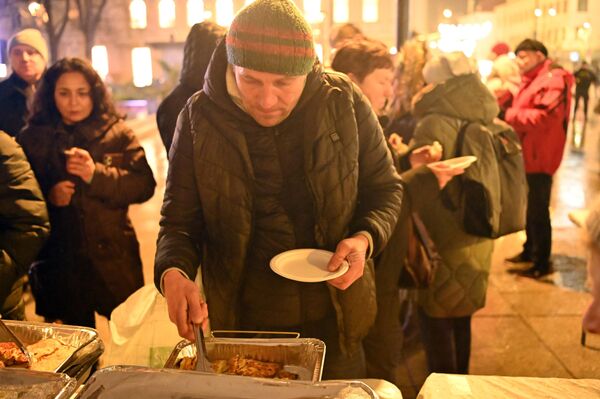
[428,155,477,170]
[270,249,349,283]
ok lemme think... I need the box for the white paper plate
[428,155,477,170]
[270,249,349,283]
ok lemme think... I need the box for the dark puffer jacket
[0,131,49,319]
[156,21,226,152]
[18,117,156,320]
[155,41,403,354]
[409,74,498,318]
[0,73,30,137]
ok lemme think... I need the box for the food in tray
[0,342,29,367]
[0,380,67,399]
[176,354,299,379]
[0,338,74,372]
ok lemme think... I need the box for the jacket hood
[179,22,227,90]
[413,73,499,124]
[202,40,325,130]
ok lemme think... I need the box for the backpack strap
[454,121,471,157]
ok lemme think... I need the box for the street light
[534,8,542,17]
[443,9,453,19]
[548,7,557,17]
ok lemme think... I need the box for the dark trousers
[363,291,403,381]
[418,308,472,374]
[573,93,590,120]
[523,173,553,266]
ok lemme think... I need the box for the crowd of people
[1,0,600,389]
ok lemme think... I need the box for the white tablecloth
[418,373,600,399]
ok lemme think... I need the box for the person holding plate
[154,0,403,379]
[405,52,498,375]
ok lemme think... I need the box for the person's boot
[516,262,553,279]
[505,252,532,263]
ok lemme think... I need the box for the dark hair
[29,57,119,126]
[330,39,394,82]
[514,38,548,57]
[329,23,364,49]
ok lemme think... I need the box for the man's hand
[48,180,75,207]
[388,133,408,155]
[409,141,443,168]
[163,269,209,341]
[327,235,369,290]
[427,162,465,189]
[65,147,95,184]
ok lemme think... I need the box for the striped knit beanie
[226,0,316,76]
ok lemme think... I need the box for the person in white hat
[0,28,49,137]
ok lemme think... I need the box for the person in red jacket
[504,39,574,278]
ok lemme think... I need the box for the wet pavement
[22,93,600,396]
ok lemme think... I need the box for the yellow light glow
[534,8,542,17]
[187,0,205,26]
[28,2,42,16]
[159,0,176,28]
[91,45,109,81]
[315,43,323,63]
[245,0,255,5]
[583,22,591,29]
[443,8,453,18]
[130,0,147,29]
[333,0,349,23]
[215,0,234,27]
[304,0,322,23]
[548,7,557,16]
[132,47,153,87]
[363,0,378,23]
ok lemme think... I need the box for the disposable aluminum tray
[76,366,377,399]
[164,337,326,382]
[1,320,104,380]
[0,368,77,399]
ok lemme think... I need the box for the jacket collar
[56,115,119,143]
[522,59,551,83]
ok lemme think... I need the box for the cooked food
[27,338,74,371]
[0,342,28,367]
[176,354,299,379]
[0,338,74,371]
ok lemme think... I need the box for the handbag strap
[410,212,438,261]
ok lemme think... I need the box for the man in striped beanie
[156,0,403,380]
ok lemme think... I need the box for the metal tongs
[193,323,212,372]
[0,316,33,366]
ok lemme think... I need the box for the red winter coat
[505,59,573,175]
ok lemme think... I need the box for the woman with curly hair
[18,57,156,328]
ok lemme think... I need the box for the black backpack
[442,120,527,238]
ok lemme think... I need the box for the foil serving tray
[76,366,377,399]
[0,368,76,399]
[164,337,326,382]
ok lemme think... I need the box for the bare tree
[40,0,71,63]
[75,0,108,60]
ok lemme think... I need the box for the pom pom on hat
[491,42,510,57]
[422,52,475,85]
[8,28,49,62]
[226,0,316,76]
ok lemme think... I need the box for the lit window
[362,0,378,23]
[91,45,109,81]
[333,0,349,23]
[130,0,147,29]
[159,0,176,28]
[215,0,234,27]
[132,47,153,87]
[187,0,205,26]
[304,0,322,23]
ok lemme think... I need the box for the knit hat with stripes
[226,0,316,76]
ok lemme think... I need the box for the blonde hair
[389,38,428,120]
